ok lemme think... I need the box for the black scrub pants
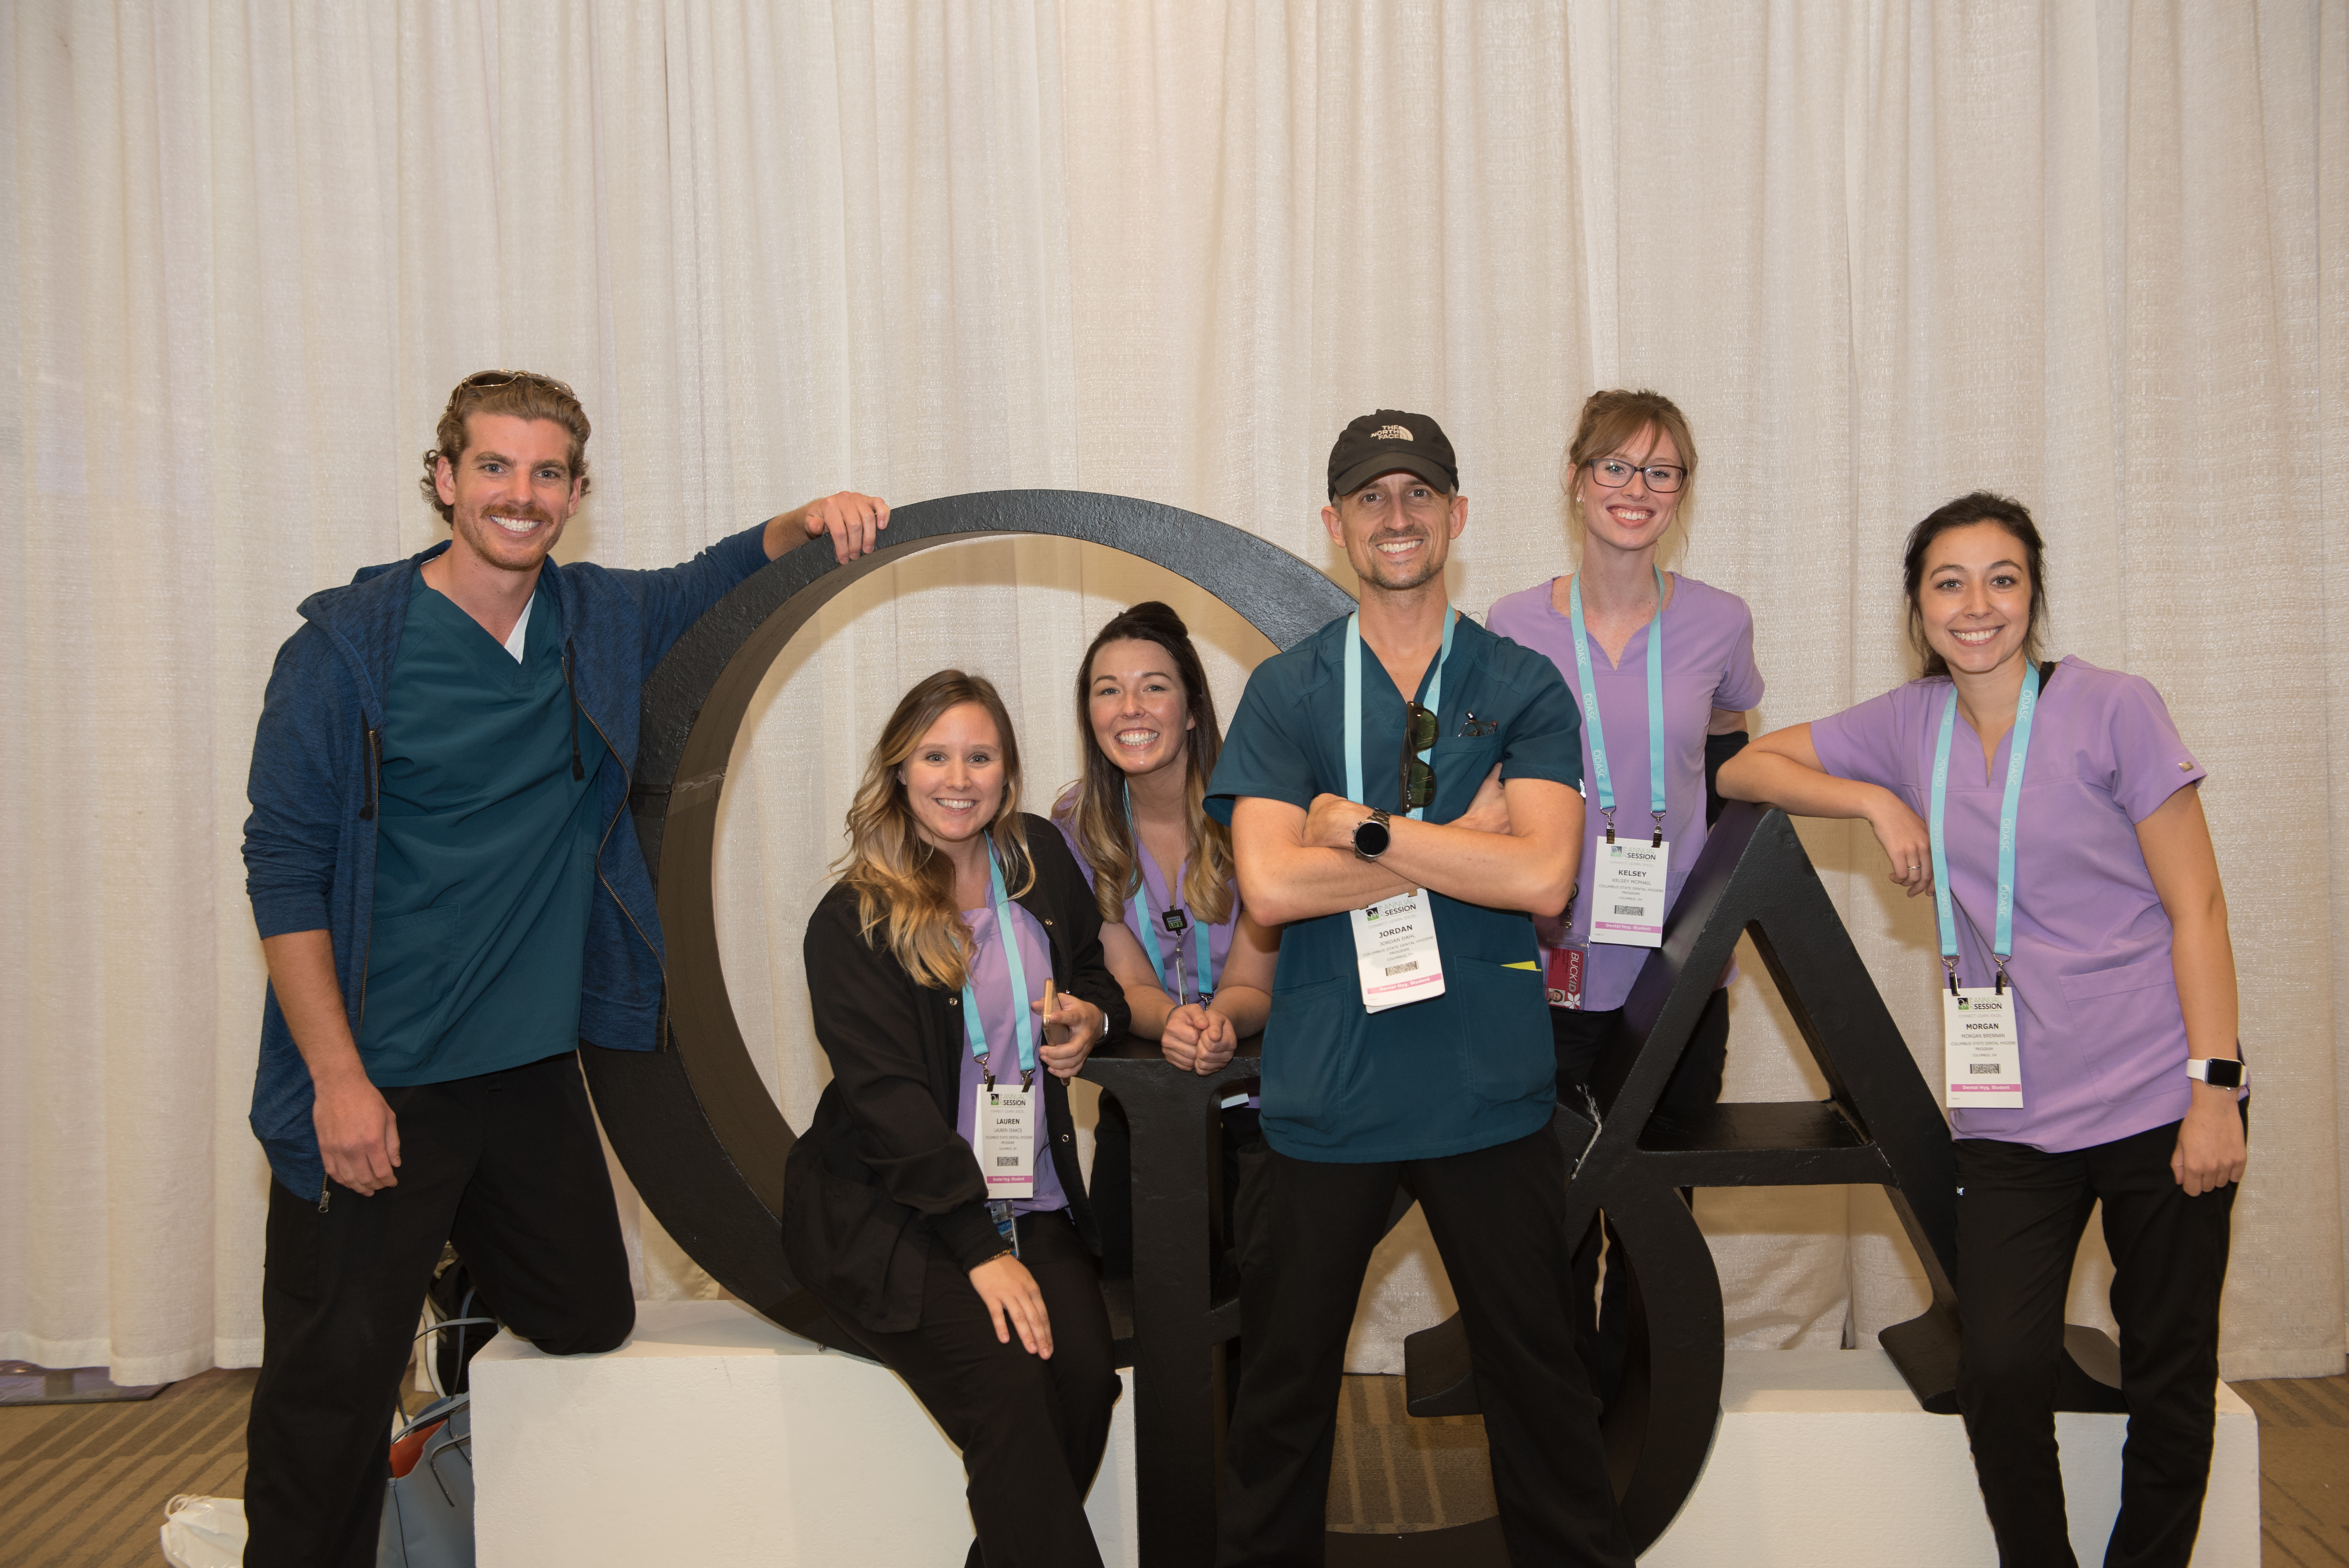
[1954,1110,2242,1568]
[244,1049,636,1568]
[1215,1123,1634,1568]
[828,1208,1121,1568]
[1549,987,1730,1409]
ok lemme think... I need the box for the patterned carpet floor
[0,1365,2339,1564]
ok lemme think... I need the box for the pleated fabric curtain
[1,0,2341,1385]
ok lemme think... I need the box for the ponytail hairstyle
[1901,492,2049,680]
[1054,602,1236,928]
[836,670,1033,991]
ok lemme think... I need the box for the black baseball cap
[1327,410,1459,500]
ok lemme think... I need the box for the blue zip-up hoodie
[242,525,770,1200]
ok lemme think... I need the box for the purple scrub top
[1053,811,1240,1003]
[1485,573,1765,1013]
[954,900,1068,1215]
[1811,656,2209,1154]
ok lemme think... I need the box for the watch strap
[2186,1057,2246,1090]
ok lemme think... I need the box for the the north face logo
[1372,425,1413,441]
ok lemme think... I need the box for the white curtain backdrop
[4,0,2343,1386]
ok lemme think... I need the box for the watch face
[1354,818,1391,858]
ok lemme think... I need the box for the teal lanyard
[1567,567,1668,845]
[1122,788,1215,1003]
[959,843,1038,1084]
[1343,608,1457,817]
[1928,663,2042,994]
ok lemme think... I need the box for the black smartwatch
[1352,808,1392,862]
[2186,1057,2246,1090]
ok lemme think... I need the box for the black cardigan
[781,816,1130,1333]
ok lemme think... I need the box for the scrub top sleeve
[1205,672,1316,826]
[1497,661,1585,791]
[1809,688,1909,792]
[2103,673,2209,822]
[1716,597,1766,714]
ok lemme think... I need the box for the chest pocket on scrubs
[1449,955,1554,1105]
[1429,734,1501,817]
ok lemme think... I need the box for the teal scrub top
[1205,611,1584,1162]
[357,575,611,1085]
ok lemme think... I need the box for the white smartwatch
[2185,1057,2245,1090]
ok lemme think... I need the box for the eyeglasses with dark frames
[1585,457,1686,494]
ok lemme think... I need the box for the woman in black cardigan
[783,669,1129,1568]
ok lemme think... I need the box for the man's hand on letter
[786,490,891,564]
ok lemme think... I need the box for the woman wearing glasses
[1720,494,2243,1566]
[783,670,1128,1568]
[1484,388,1764,1404]
[1055,601,1279,1275]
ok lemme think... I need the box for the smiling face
[1322,470,1467,593]
[1087,638,1194,784]
[433,413,584,576]
[895,702,1007,853]
[1574,424,1684,556]
[1915,520,2036,678]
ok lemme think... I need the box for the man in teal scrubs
[1208,411,1633,1566]
[240,368,891,1567]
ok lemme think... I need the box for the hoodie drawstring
[564,638,585,781]
[359,724,382,821]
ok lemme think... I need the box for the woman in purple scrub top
[1485,389,1764,1407]
[1054,602,1279,1278]
[784,670,1128,1568]
[1720,493,2245,1568]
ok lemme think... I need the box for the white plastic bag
[160,1493,247,1568]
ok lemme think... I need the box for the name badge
[1545,945,1585,1010]
[1942,989,2023,1108]
[973,1080,1036,1199]
[1352,889,1446,1014]
[1589,837,1670,948]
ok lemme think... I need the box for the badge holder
[1342,611,1456,1014]
[1569,567,1674,957]
[1928,664,2039,1111]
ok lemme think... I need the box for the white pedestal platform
[471,1298,1137,1567]
[1643,1347,2258,1567]
[473,1302,2257,1566]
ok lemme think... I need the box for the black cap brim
[1330,453,1456,500]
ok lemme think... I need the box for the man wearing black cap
[1205,410,1631,1565]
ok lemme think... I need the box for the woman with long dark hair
[1054,601,1278,1274]
[783,670,1129,1568]
[1721,494,2244,1566]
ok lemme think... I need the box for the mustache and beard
[1360,527,1442,591]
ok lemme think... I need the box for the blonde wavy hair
[1054,602,1235,929]
[836,670,1034,991]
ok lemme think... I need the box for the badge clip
[1650,810,1666,849]
[1601,806,1617,846]
[1943,956,1960,997]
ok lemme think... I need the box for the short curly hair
[419,370,593,524]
